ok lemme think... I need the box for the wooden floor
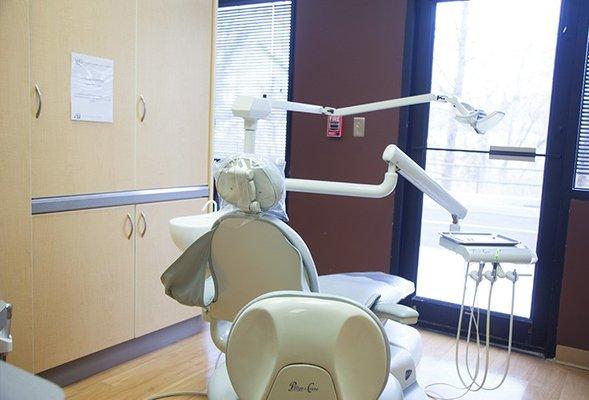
[65,328,589,400]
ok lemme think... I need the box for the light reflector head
[473,110,505,134]
[454,102,505,134]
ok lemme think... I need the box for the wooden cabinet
[32,207,136,372]
[30,0,137,197]
[0,0,34,371]
[135,199,207,337]
[136,0,213,189]
[3,0,214,373]
[29,0,214,197]
[31,199,207,372]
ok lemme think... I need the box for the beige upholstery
[203,214,425,399]
[226,292,391,400]
[209,216,310,322]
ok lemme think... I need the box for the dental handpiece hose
[464,264,486,385]
[427,263,527,400]
[463,264,523,392]
[427,262,485,399]
[472,263,498,391]
[483,269,526,390]
[455,262,484,388]
[427,262,485,400]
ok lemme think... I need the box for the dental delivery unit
[156,93,536,400]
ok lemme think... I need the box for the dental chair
[211,291,425,400]
[162,154,426,399]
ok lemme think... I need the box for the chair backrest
[226,291,391,400]
[208,214,319,322]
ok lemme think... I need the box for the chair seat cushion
[318,272,415,309]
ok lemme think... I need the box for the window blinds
[214,1,292,161]
[575,30,589,190]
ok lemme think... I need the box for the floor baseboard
[555,344,589,371]
[38,316,204,387]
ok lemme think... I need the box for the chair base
[206,319,425,399]
[207,362,428,400]
[383,321,423,390]
[208,362,238,400]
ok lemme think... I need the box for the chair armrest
[372,303,419,325]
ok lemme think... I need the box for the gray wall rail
[32,186,209,214]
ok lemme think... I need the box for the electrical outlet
[353,117,365,137]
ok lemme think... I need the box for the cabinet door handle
[139,212,147,237]
[139,95,146,122]
[34,84,42,119]
[125,213,134,239]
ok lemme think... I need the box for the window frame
[393,0,589,358]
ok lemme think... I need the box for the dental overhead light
[233,93,504,134]
[232,93,505,151]
[326,93,505,136]
[451,99,505,134]
[231,93,505,224]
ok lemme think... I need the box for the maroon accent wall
[557,199,589,351]
[288,0,407,275]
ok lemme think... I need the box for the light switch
[353,117,365,137]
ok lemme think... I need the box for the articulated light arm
[382,145,467,221]
[285,145,467,221]
[285,168,399,199]
[268,93,473,118]
[232,93,503,151]
[230,93,500,222]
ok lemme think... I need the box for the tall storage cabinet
[137,0,213,189]
[30,0,137,197]
[0,0,215,373]
[0,0,34,371]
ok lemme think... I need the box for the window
[574,31,589,190]
[214,1,292,161]
[414,0,562,318]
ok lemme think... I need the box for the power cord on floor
[147,391,207,400]
[146,351,223,400]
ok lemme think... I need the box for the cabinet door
[0,0,34,371]
[32,206,135,372]
[136,0,213,189]
[30,0,136,197]
[135,199,207,337]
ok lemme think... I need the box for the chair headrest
[214,154,286,217]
